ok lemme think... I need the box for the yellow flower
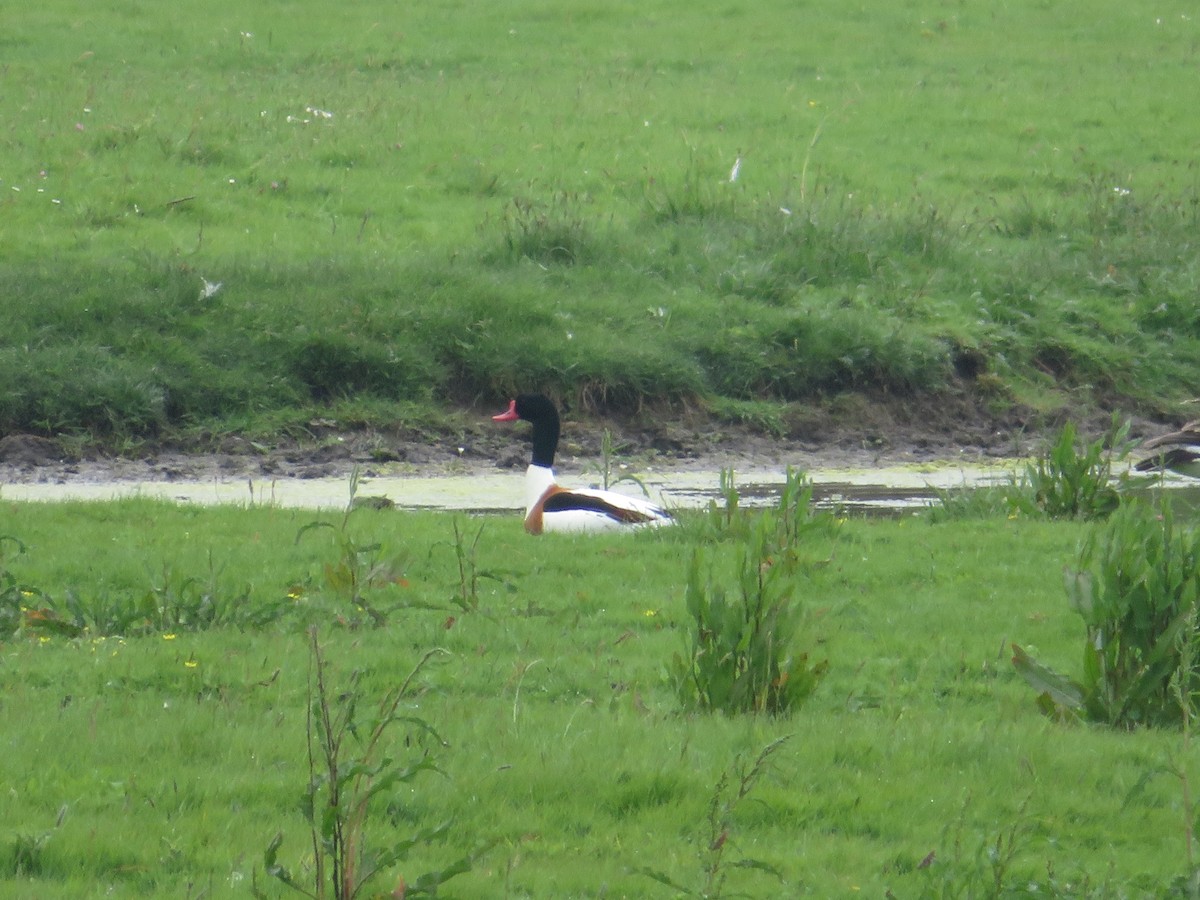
[643,609,658,618]
[162,633,177,641]
[184,659,199,669]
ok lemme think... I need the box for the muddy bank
[0,393,1158,489]
[0,419,1009,489]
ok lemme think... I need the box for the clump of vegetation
[494,192,602,266]
[260,630,482,900]
[6,806,67,878]
[927,483,1014,523]
[1011,418,1130,521]
[1013,498,1200,728]
[772,466,832,554]
[1149,608,1200,888]
[60,555,284,637]
[931,419,1129,522]
[5,533,285,639]
[671,470,830,715]
[692,467,835,551]
[704,468,742,535]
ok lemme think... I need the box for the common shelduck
[1134,421,1200,478]
[492,393,674,534]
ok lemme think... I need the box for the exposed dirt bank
[0,394,1164,487]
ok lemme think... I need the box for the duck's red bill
[492,400,519,422]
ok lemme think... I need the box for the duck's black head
[493,394,561,468]
[513,394,558,425]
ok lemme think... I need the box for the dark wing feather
[542,490,667,524]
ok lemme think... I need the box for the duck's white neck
[524,464,556,512]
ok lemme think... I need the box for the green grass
[0,495,1195,897]
[2,0,1200,443]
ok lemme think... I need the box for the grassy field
[0,488,1196,898]
[2,0,1199,443]
[3,4,1200,895]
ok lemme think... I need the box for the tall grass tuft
[493,193,603,266]
[6,806,68,879]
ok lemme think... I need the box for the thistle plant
[449,518,485,612]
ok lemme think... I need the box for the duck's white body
[520,464,673,535]
[1135,421,1200,478]
[494,394,674,535]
